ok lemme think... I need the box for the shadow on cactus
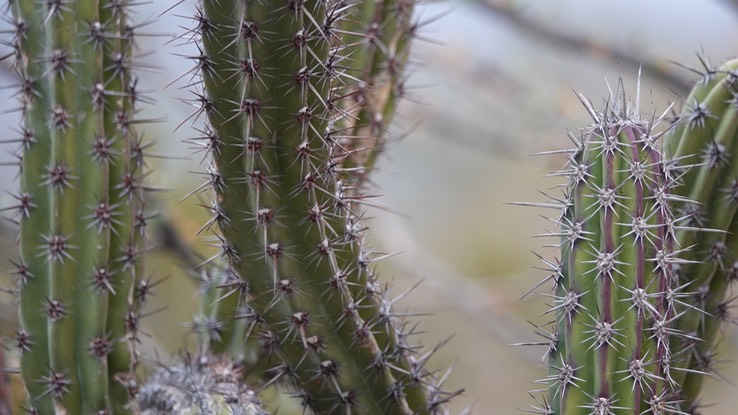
[524,59,738,415]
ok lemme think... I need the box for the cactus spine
[527,85,695,414]
[182,0,455,413]
[137,354,267,415]
[338,0,415,185]
[665,58,738,408]
[9,0,149,413]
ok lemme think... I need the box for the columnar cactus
[180,0,456,413]
[665,58,738,409]
[8,0,150,413]
[526,85,697,414]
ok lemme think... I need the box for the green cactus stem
[8,1,152,413]
[178,0,456,413]
[527,84,696,414]
[337,0,416,188]
[664,58,738,408]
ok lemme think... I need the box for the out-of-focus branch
[374,212,545,364]
[475,0,692,95]
[721,0,738,14]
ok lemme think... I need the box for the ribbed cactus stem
[184,0,445,413]
[665,58,738,406]
[340,0,415,185]
[102,2,148,411]
[9,1,148,413]
[530,86,692,414]
[12,0,54,412]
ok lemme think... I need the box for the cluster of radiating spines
[663,57,738,408]
[178,0,456,413]
[333,0,416,190]
[137,353,268,415]
[524,86,702,415]
[6,1,155,413]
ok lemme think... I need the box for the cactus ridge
[665,57,738,408]
[172,0,459,413]
[5,0,157,413]
[524,80,705,415]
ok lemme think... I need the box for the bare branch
[475,0,691,95]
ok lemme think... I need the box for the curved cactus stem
[181,0,443,413]
[666,58,738,405]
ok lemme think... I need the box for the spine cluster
[527,86,694,414]
[8,1,152,413]
[666,58,738,407]
[179,1,458,414]
[137,353,267,415]
[528,61,738,414]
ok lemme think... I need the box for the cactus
[664,58,738,408]
[137,353,268,415]
[336,0,415,188]
[525,82,699,414]
[178,0,457,414]
[8,0,150,413]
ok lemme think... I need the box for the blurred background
[2,0,738,413]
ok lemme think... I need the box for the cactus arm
[103,0,144,411]
[665,59,738,400]
[340,0,415,185]
[668,72,737,176]
[672,111,738,399]
[536,92,686,414]
[188,1,437,413]
[337,4,435,409]
[195,0,254,357]
[13,1,55,412]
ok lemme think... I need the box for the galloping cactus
[8,0,151,413]
[526,83,698,414]
[177,0,457,413]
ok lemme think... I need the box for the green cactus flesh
[182,0,455,413]
[529,86,697,414]
[9,0,149,413]
[665,58,738,408]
